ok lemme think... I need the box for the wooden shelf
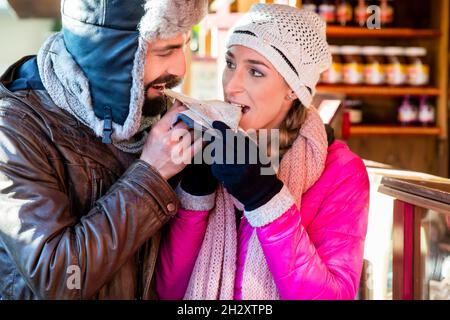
[326,26,441,38]
[203,15,442,39]
[317,85,441,97]
[350,125,441,136]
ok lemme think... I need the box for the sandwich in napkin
[163,89,243,132]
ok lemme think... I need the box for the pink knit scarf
[184,107,328,300]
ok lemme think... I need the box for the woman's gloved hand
[180,160,217,196]
[210,121,283,211]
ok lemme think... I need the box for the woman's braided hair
[278,99,308,158]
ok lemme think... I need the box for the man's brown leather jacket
[0,57,179,299]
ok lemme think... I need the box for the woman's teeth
[228,101,250,114]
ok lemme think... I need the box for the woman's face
[222,45,295,131]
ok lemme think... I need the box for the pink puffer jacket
[156,140,370,300]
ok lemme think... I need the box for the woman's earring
[286,92,296,100]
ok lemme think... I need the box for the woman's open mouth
[227,100,251,114]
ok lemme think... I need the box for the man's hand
[140,101,203,180]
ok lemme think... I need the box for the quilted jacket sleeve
[155,186,213,300]
[250,157,370,299]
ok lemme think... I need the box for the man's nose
[167,50,187,78]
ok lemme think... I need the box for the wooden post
[182,45,192,95]
[237,0,258,12]
[435,0,449,177]
[393,200,415,300]
[413,206,426,300]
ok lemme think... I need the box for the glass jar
[336,0,353,26]
[362,46,385,85]
[341,46,364,85]
[354,0,369,27]
[355,0,369,27]
[319,0,336,24]
[321,45,343,84]
[418,96,435,126]
[345,99,363,124]
[398,95,418,126]
[379,0,394,27]
[384,47,407,86]
[405,47,430,86]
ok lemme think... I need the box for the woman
[156,4,369,300]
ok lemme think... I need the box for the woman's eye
[157,51,172,57]
[250,68,264,77]
[226,60,236,69]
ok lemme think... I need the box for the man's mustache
[144,75,183,93]
[141,75,182,117]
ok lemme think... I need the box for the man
[0,0,207,299]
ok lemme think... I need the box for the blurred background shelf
[350,125,441,136]
[317,85,441,97]
[326,26,441,39]
[203,15,441,39]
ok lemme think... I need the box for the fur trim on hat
[139,0,208,40]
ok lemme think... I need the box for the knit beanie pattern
[227,4,332,107]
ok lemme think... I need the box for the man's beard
[142,75,182,117]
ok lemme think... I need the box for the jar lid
[340,46,362,55]
[361,46,384,56]
[328,45,341,55]
[404,47,427,57]
[383,47,405,56]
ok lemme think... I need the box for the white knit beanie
[226,4,332,108]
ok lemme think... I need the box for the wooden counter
[378,175,450,300]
